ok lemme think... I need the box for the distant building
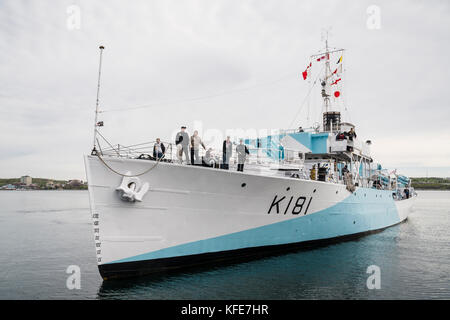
[0,184,16,190]
[20,175,32,186]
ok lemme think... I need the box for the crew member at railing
[204,148,214,167]
[236,139,250,172]
[153,138,166,159]
[190,130,206,165]
[347,127,357,141]
[222,136,233,170]
[310,165,316,180]
[404,188,410,199]
[342,164,349,175]
[175,126,190,164]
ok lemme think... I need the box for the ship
[84,42,416,280]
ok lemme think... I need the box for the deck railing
[96,139,411,196]
[99,140,294,165]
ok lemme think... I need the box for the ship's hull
[84,155,415,280]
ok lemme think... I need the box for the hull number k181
[268,195,313,215]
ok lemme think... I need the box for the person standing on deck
[347,127,357,141]
[404,188,410,199]
[222,136,233,170]
[175,126,190,164]
[153,138,165,159]
[236,139,249,172]
[190,130,206,165]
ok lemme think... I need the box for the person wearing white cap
[236,139,249,172]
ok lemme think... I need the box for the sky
[0,0,449,180]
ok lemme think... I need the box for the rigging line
[341,53,352,124]
[96,130,120,156]
[307,73,311,123]
[288,64,325,129]
[100,71,299,113]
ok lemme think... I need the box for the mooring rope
[95,152,166,177]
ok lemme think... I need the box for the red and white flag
[316,55,326,62]
[331,78,342,86]
[332,64,343,76]
[302,62,312,80]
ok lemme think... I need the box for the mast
[92,45,105,153]
[323,34,331,114]
[311,33,344,133]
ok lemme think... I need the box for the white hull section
[84,155,414,277]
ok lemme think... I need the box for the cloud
[0,0,449,179]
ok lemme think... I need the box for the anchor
[116,172,149,202]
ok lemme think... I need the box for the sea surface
[0,190,448,300]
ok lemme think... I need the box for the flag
[96,121,104,127]
[302,62,312,80]
[302,70,308,80]
[331,78,342,86]
[336,56,343,64]
[317,55,326,62]
[332,64,343,75]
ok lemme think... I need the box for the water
[0,190,448,300]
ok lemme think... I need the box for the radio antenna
[92,45,105,154]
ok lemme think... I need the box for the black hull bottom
[98,220,406,280]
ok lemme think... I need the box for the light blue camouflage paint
[109,188,399,264]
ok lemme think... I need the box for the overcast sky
[0,0,449,180]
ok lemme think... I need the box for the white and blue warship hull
[84,155,414,279]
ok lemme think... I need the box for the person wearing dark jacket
[347,127,357,141]
[153,138,165,159]
[404,188,410,199]
[236,139,249,172]
[222,136,233,170]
